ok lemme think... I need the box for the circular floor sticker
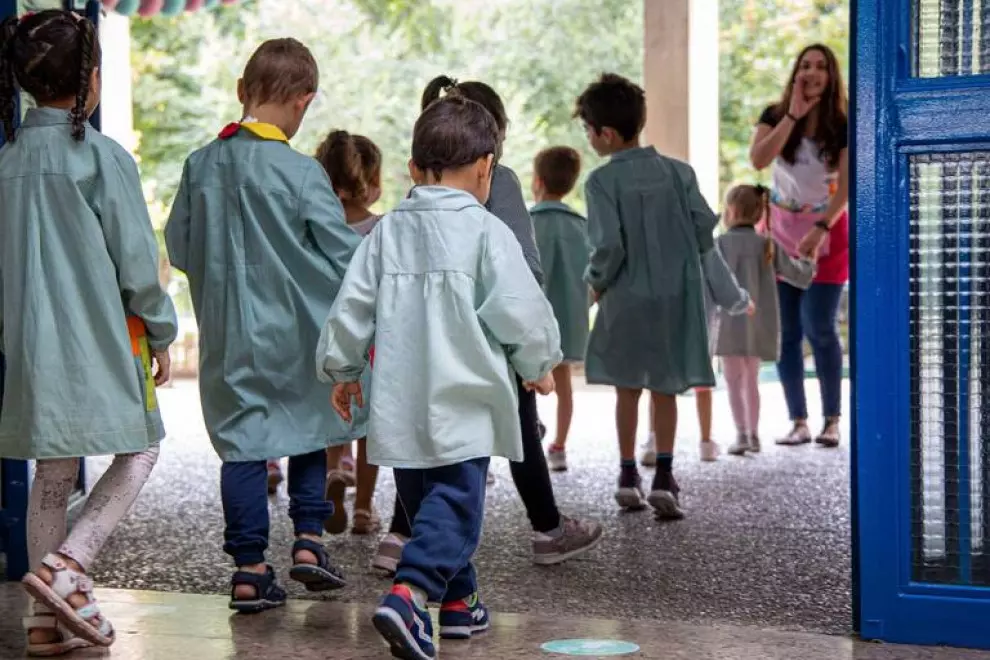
[541,639,640,656]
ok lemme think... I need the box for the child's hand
[524,373,555,395]
[152,349,171,386]
[746,300,756,317]
[331,382,364,422]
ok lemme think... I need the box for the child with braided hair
[0,9,177,655]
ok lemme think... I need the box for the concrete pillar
[99,12,137,155]
[643,0,720,207]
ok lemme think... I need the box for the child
[318,94,562,660]
[713,184,816,455]
[165,38,361,613]
[574,73,750,519]
[0,10,177,653]
[530,146,589,472]
[314,129,382,535]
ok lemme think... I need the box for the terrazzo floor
[21,376,855,637]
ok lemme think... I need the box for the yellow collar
[239,122,289,143]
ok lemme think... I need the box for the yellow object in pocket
[127,316,159,412]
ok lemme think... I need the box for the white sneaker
[547,447,568,472]
[639,434,657,467]
[727,433,751,456]
[699,440,720,462]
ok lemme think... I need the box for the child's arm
[584,175,624,296]
[301,161,363,278]
[96,146,178,352]
[701,244,751,316]
[316,230,380,384]
[487,166,545,285]
[164,163,191,274]
[478,223,563,383]
[773,240,817,290]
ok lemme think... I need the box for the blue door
[856,0,990,649]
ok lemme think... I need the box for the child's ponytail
[70,17,97,141]
[756,183,773,264]
[0,16,18,145]
[421,75,458,111]
[315,130,366,202]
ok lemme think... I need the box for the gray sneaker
[532,516,604,566]
[749,434,761,453]
[727,433,751,456]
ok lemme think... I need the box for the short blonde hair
[241,38,318,105]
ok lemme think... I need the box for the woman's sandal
[287,538,347,592]
[228,565,286,614]
[23,611,93,657]
[815,420,841,448]
[21,554,114,647]
[351,509,381,536]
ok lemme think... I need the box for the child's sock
[397,582,428,609]
[656,453,673,472]
[620,458,638,480]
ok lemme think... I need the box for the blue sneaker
[438,593,490,639]
[372,585,436,660]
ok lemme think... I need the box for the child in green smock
[0,11,177,653]
[165,39,362,613]
[530,146,590,473]
[575,73,750,520]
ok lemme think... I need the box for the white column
[643,0,720,208]
[98,12,137,155]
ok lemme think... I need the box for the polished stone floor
[2,586,989,659]
[2,378,853,635]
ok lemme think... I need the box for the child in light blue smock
[165,38,362,613]
[318,95,561,660]
[575,73,751,521]
[530,146,590,473]
[0,11,177,653]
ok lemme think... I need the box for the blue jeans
[394,457,489,603]
[776,281,844,421]
[221,449,330,567]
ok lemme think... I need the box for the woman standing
[749,44,848,448]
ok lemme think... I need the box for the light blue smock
[165,126,362,462]
[316,186,562,469]
[583,146,719,395]
[0,107,178,459]
[531,201,591,362]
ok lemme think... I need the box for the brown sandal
[351,509,381,535]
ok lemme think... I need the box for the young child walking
[0,10,177,653]
[314,129,382,535]
[712,185,816,455]
[575,73,751,519]
[318,94,562,660]
[165,38,362,613]
[530,146,589,472]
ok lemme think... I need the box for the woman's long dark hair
[774,43,847,168]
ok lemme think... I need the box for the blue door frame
[856,0,990,649]
[0,0,99,582]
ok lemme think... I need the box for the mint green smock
[165,127,362,462]
[583,146,719,395]
[531,201,591,362]
[0,108,178,459]
[317,186,562,469]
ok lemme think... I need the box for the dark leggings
[389,376,562,536]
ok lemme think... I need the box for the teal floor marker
[541,639,640,655]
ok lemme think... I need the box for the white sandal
[23,611,93,657]
[21,554,115,647]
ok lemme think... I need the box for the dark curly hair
[0,10,101,143]
[573,73,646,142]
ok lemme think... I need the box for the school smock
[316,186,562,469]
[0,107,178,460]
[165,121,362,462]
[583,146,718,395]
[531,201,591,362]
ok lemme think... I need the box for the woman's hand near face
[788,78,821,119]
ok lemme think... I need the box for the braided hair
[0,10,101,143]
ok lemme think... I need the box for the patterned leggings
[28,446,160,572]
